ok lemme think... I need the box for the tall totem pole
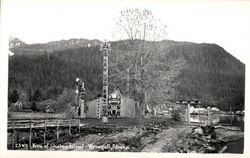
[75,78,86,118]
[100,41,111,117]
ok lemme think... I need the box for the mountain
[9,37,26,48]
[108,40,245,111]
[162,41,244,110]
[8,38,245,111]
[9,38,103,55]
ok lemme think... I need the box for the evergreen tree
[33,89,42,102]
[31,102,38,112]
[9,89,19,103]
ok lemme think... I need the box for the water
[190,114,244,153]
[189,114,244,126]
[225,137,244,153]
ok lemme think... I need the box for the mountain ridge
[9,37,245,65]
[8,38,245,111]
[9,37,103,54]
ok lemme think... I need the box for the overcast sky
[2,0,250,63]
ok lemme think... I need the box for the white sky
[1,0,250,63]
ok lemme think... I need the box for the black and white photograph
[0,0,249,157]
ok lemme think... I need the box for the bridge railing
[8,119,81,130]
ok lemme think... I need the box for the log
[219,145,227,153]
[215,125,241,131]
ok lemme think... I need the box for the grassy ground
[79,117,174,127]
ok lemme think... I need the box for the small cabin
[45,105,55,113]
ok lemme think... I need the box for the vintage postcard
[0,0,249,158]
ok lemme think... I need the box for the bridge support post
[44,120,47,146]
[69,120,71,136]
[29,121,32,149]
[12,121,15,149]
[56,121,59,140]
[78,119,81,134]
[187,103,190,125]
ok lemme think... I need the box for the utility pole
[100,41,111,117]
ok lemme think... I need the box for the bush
[65,104,78,119]
[54,88,76,112]
[171,109,181,122]
[31,102,39,112]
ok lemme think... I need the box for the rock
[176,125,230,153]
[206,146,215,151]
[202,125,216,138]
[193,127,203,135]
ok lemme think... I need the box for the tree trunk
[135,101,139,120]
[135,101,144,123]
[144,91,148,105]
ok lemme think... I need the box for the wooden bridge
[8,119,84,150]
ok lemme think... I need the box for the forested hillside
[8,39,245,111]
[8,46,103,101]
[165,42,245,110]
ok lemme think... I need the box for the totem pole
[100,41,111,118]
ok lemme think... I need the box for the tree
[114,8,167,42]
[33,89,42,102]
[56,88,75,104]
[28,90,33,102]
[9,89,19,103]
[54,88,76,113]
[19,89,29,103]
[31,102,38,112]
[113,8,168,120]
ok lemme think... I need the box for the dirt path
[46,121,244,153]
[141,126,192,152]
[141,124,244,153]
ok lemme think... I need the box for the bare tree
[115,8,167,42]
[113,8,168,120]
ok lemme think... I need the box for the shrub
[54,88,76,112]
[171,109,181,122]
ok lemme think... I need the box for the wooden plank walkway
[8,119,84,150]
[8,119,83,130]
